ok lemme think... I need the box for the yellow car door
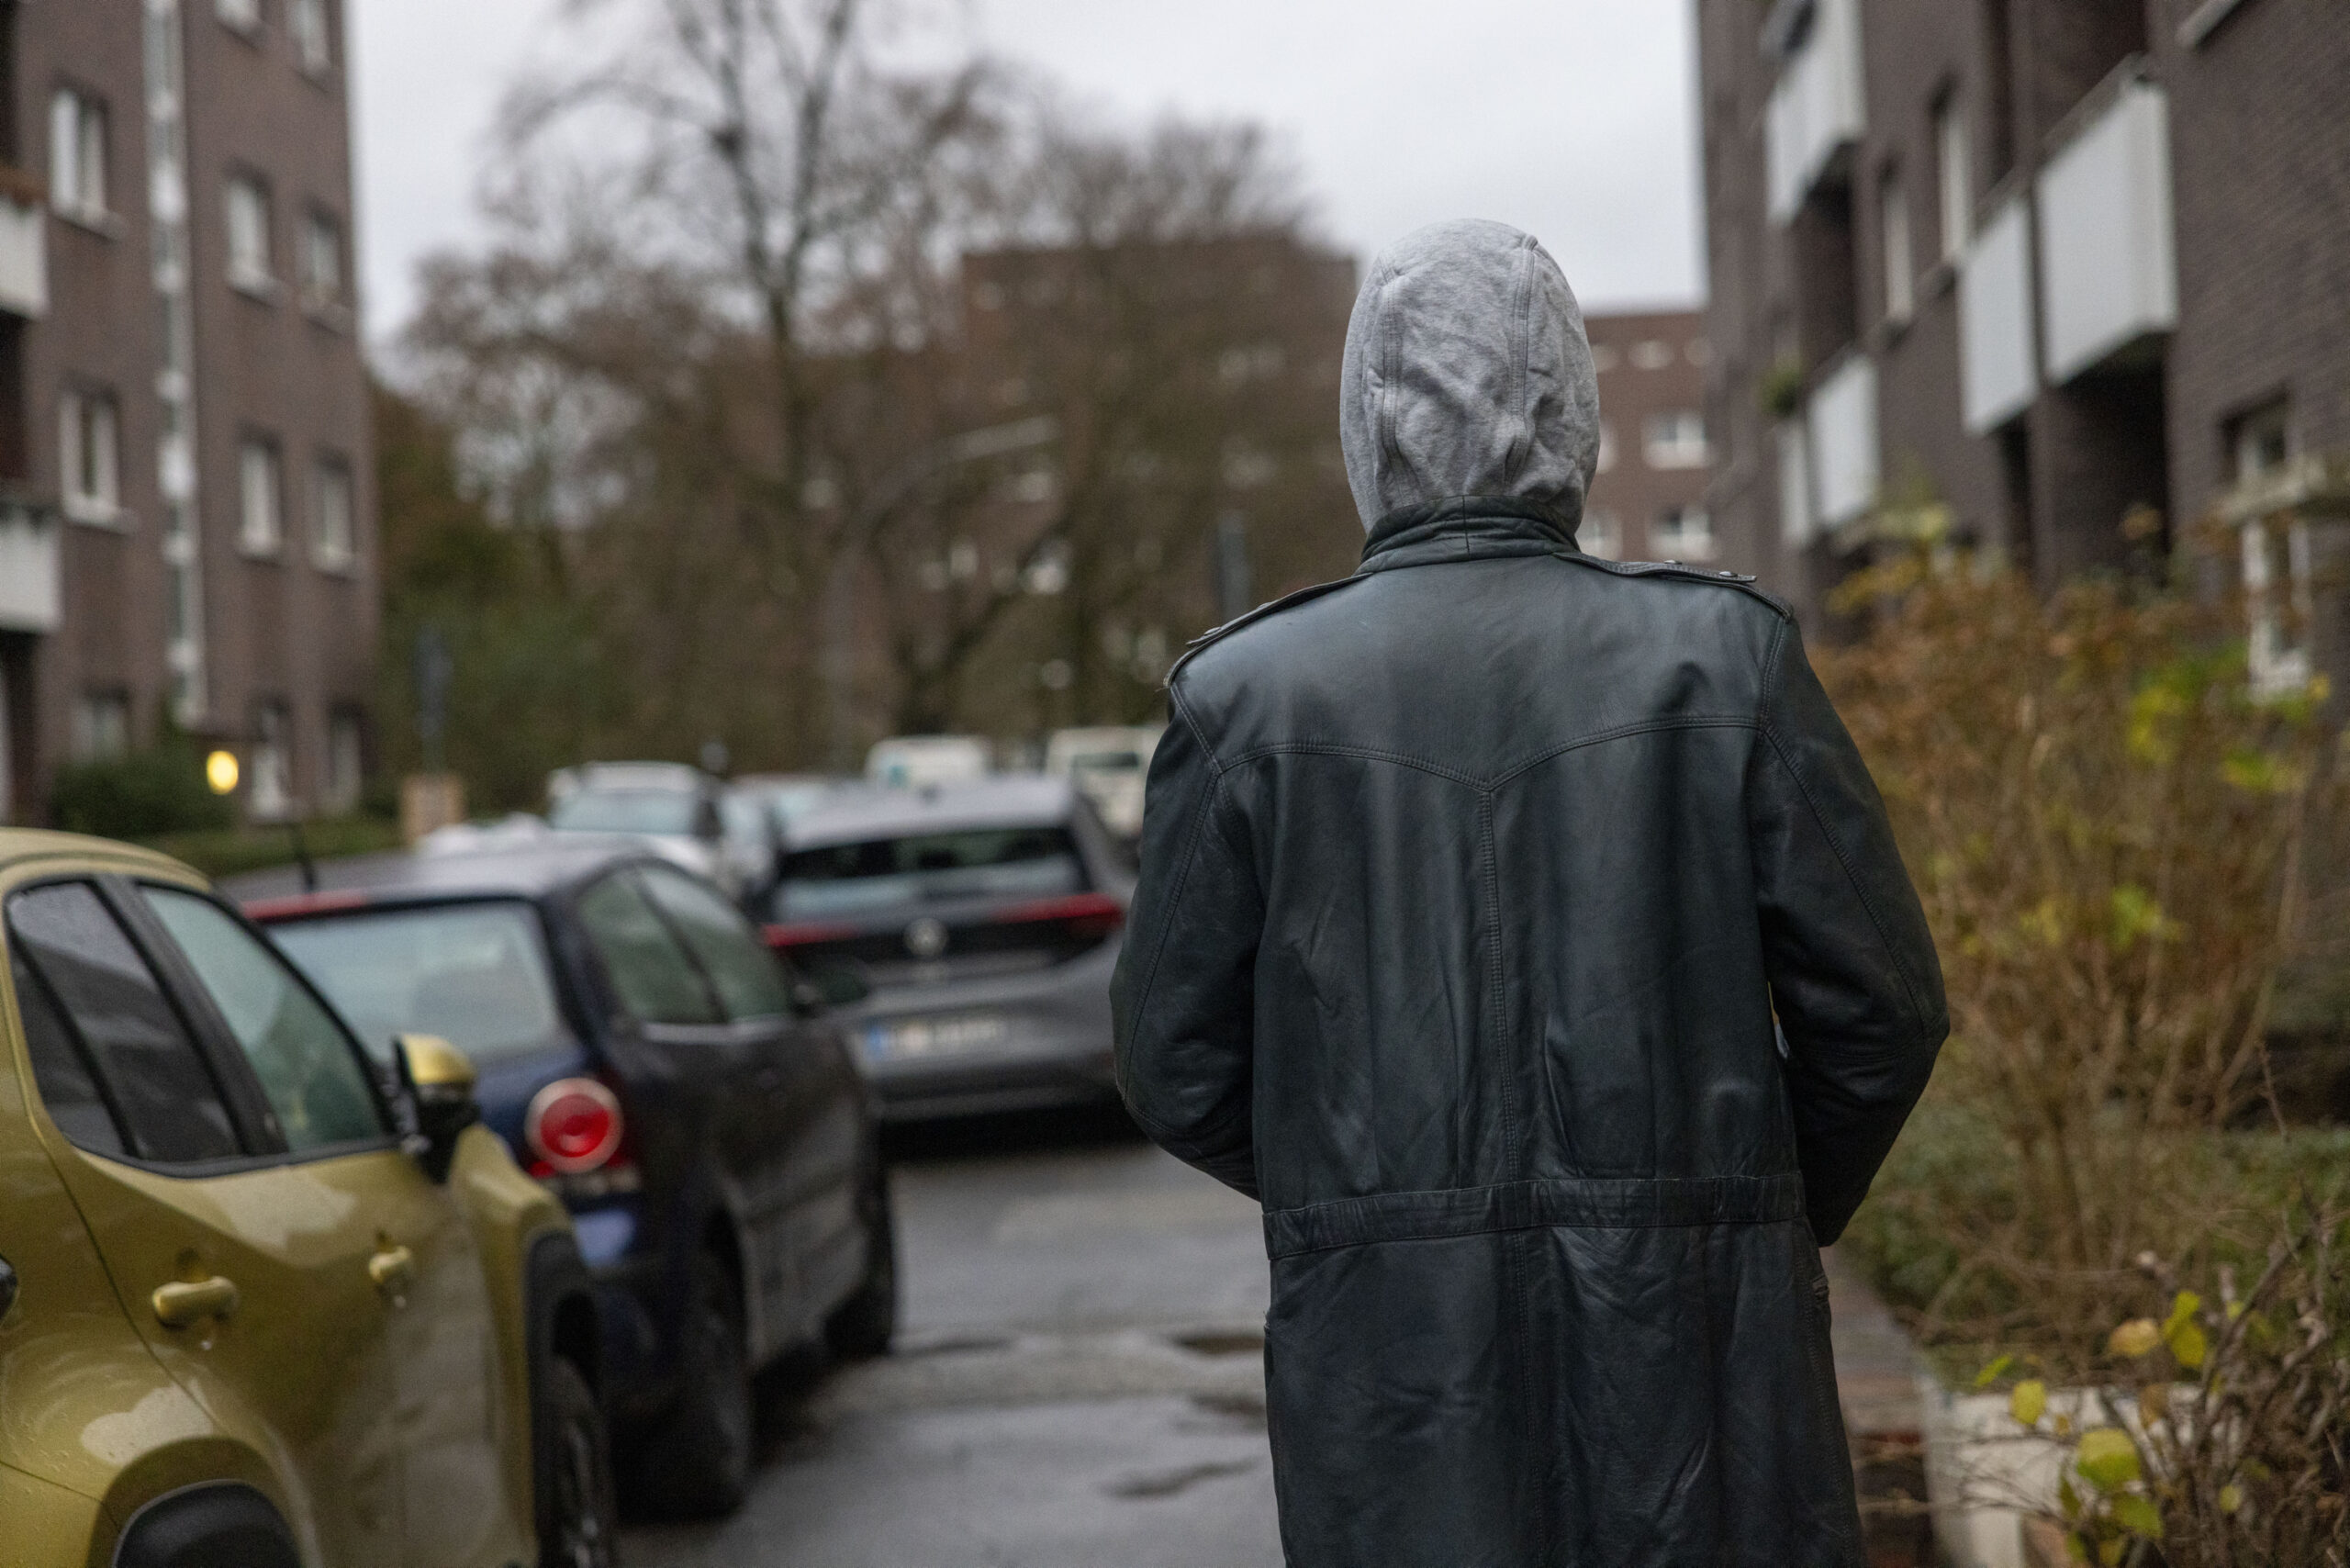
[5,872,408,1568]
[129,881,524,1568]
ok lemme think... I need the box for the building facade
[1582,308,1715,564]
[1697,0,2350,695]
[0,0,375,824]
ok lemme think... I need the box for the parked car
[0,829,613,1568]
[762,777,1131,1120]
[1044,725,1163,840]
[864,735,991,789]
[244,838,893,1518]
[545,762,768,897]
[724,774,843,910]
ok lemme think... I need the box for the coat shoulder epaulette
[1553,552,1792,617]
[1165,575,1371,688]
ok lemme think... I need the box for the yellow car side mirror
[396,1033,480,1182]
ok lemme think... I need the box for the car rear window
[549,789,700,836]
[271,901,568,1069]
[773,825,1083,920]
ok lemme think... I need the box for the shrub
[1818,554,2342,1358]
[50,738,233,839]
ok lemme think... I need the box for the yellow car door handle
[152,1276,239,1327]
[367,1245,416,1293]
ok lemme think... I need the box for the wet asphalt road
[621,1106,1285,1568]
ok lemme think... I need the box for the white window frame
[60,389,123,525]
[1642,410,1711,470]
[1882,169,1915,325]
[1596,421,1617,474]
[217,0,263,35]
[72,692,132,763]
[49,88,108,226]
[2233,403,2311,700]
[1581,508,1622,561]
[1652,506,1718,563]
[251,700,293,821]
[225,175,275,297]
[311,454,355,569]
[300,209,343,307]
[288,0,333,73]
[239,436,283,554]
[324,710,363,814]
[1936,94,1972,263]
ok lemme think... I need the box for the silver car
[760,777,1132,1120]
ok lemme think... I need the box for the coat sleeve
[1111,686,1263,1198]
[1748,622,1948,1244]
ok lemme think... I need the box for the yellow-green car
[0,832,616,1568]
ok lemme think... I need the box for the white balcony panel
[1765,0,1866,222]
[2038,79,2177,385]
[0,197,46,318]
[0,505,61,632]
[1809,354,1879,530]
[1777,418,1817,550]
[1960,195,2037,434]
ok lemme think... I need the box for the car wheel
[824,1167,899,1361]
[536,1354,617,1568]
[632,1254,754,1518]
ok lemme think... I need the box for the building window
[60,390,122,523]
[1642,410,1710,470]
[1590,343,1620,374]
[289,0,332,73]
[300,209,343,307]
[251,700,292,820]
[72,692,131,762]
[217,0,263,34]
[1581,509,1621,560]
[1630,340,1674,371]
[49,89,108,225]
[324,709,363,813]
[1596,421,1617,474]
[1881,169,1915,325]
[1652,506,1718,563]
[2232,401,2311,699]
[1935,93,1972,263]
[225,175,274,295]
[312,454,354,568]
[239,437,282,554]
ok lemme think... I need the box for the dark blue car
[241,838,892,1518]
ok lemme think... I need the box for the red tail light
[524,1078,625,1175]
[994,892,1126,942]
[765,921,862,951]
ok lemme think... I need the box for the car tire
[632,1253,754,1519]
[824,1167,898,1361]
[536,1353,618,1568]
[115,1484,300,1568]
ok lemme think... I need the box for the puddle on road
[1186,1392,1269,1428]
[1168,1329,1264,1357]
[1104,1458,1259,1500]
[890,1333,1016,1360]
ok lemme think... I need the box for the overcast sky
[350,0,1703,344]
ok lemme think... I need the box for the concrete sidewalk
[1824,1247,1936,1568]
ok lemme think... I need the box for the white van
[1045,726,1162,840]
[866,735,992,790]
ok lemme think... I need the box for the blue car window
[273,901,567,1070]
[636,866,793,1021]
[576,872,722,1025]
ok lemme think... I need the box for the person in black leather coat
[1111,218,1948,1567]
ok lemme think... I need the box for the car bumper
[845,940,1121,1120]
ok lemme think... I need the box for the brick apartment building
[0,0,375,824]
[1696,0,2350,698]
[1582,308,1716,564]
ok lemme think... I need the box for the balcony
[2037,72,2176,385]
[1765,0,1866,223]
[0,166,46,319]
[1960,192,2037,433]
[0,496,60,633]
[1808,353,1879,531]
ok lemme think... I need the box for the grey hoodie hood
[1338,219,1602,534]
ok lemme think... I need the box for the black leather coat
[1112,501,1948,1567]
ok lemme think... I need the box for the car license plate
[864,1014,1008,1061]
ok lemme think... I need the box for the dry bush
[1817,554,2339,1353]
